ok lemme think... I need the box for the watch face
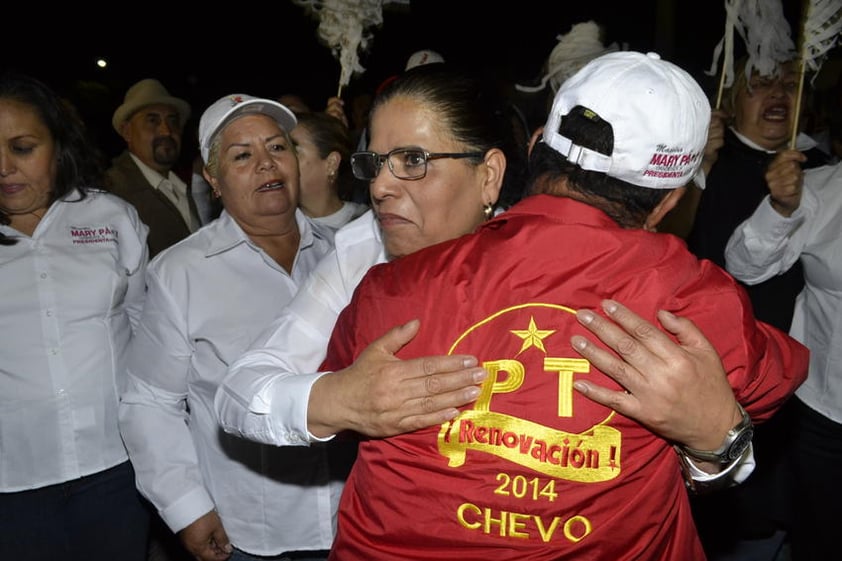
[727,427,754,462]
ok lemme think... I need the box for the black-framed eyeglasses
[351,148,485,181]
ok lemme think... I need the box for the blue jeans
[0,461,150,561]
[229,548,329,561]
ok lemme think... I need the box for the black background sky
[4,0,817,164]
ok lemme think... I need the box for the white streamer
[706,0,747,90]
[515,21,621,94]
[799,0,842,80]
[294,0,394,94]
[707,0,794,90]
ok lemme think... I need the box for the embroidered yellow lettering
[543,357,590,417]
[457,503,592,543]
[437,303,622,481]
[474,359,524,412]
[493,473,559,502]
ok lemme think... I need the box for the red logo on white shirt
[69,225,119,245]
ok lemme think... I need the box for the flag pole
[789,60,806,149]
[715,64,729,109]
[790,0,810,149]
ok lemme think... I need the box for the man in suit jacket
[107,78,200,257]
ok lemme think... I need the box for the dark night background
[4,0,829,167]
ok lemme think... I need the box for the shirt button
[46,310,53,317]
[40,273,47,279]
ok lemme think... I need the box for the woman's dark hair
[294,111,357,201]
[526,105,667,228]
[370,63,527,209]
[0,72,102,244]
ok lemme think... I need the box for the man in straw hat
[106,78,198,257]
[319,51,808,561]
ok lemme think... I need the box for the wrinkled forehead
[216,113,287,145]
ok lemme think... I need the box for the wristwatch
[679,403,754,464]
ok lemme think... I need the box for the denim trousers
[0,460,150,561]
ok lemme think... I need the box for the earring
[483,203,493,219]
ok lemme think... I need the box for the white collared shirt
[215,210,384,444]
[118,209,337,555]
[730,128,818,154]
[129,152,198,232]
[726,162,842,424]
[0,189,148,492]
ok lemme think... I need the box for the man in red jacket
[322,51,808,561]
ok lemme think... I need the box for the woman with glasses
[215,64,750,488]
[318,50,806,561]
[215,63,526,443]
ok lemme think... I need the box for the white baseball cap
[405,49,445,70]
[198,94,297,164]
[543,51,710,189]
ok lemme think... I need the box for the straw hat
[112,78,191,133]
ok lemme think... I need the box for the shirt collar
[203,208,321,258]
[129,152,186,190]
[730,127,818,153]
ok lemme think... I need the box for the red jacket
[323,194,808,561]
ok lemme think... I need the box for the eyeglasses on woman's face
[351,147,484,181]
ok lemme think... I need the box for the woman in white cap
[118,94,340,561]
[315,51,807,561]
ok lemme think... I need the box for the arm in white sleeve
[725,188,817,285]
[118,202,149,333]
[123,244,149,333]
[216,211,388,446]
[118,268,214,533]
[215,248,360,446]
